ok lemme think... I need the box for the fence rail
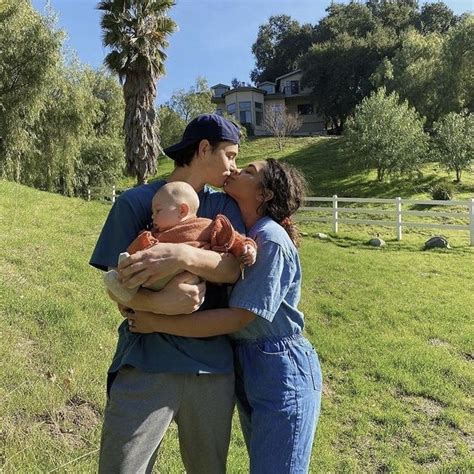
[297,195,474,246]
[87,186,117,203]
[87,188,474,246]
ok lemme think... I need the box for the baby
[104,181,257,302]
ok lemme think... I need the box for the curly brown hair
[259,158,307,246]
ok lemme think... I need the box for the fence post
[469,198,474,246]
[332,195,338,234]
[87,189,90,202]
[396,197,402,241]
[112,186,116,204]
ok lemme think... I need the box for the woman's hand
[117,303,134,318]
[127,311,161,334]
[118,243,187,288]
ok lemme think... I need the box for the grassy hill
[1,138,473,472]
[116,136,474,200]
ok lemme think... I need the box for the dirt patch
[0,261,28,287]
[36,396,100,448]
[428,338,451,348]
[460,351,473,362]
[64,395,101,430]
[322,380,334,398]
[402,395,444,418]
[0,429,6,469]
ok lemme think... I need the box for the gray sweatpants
[99,366,235,474]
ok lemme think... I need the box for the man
[90,114,243,473]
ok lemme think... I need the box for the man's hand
[118,243,187,288]
[157,271,206,314]
[107,272,205,315]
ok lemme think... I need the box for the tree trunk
[456,168,461,183]
[123,72,160,185]
[331,116,344,135]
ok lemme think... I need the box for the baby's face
[152,193,184,232]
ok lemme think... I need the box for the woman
[127,158,323,473]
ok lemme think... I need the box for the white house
[211,70,326,136]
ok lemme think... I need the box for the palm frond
[104,50,128,80]
[96,1,113,12]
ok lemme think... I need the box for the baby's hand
[241,244,257,266]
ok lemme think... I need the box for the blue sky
[32,0,473,105]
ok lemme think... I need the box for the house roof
[275,69,302,81]
[210,83,230,89]
[223,86,265,97]
[257,81,276,86]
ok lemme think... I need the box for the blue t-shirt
[229,216,305,340]
[90,180,245,374]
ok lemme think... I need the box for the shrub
[156,105,186,151]
[345,87,429,181]
[75,137,124,198]
[432,112,473,182]
[430,184,454,200]
[243,122,255,137]
[263,105,302,150]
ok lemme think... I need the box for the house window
[297,104,314,115]
[285,80,299,95]
[213,87,227,97]
[255,102,263,126]
[216,108,223,116]
[239,101,252,124]
[259,84,275,94]
[227,103,236,116]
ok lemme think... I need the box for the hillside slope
[0,180,473,472]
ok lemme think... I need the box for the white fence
[87,186,117,203]
[88,188,474,246]
[298,195,474,246]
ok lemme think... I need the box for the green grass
[117,137,474,247]
[1,137,473,472]
[117,136,473,201]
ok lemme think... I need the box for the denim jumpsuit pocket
[306,349,322,391]
[247,342,297,408]
[256,340,289,356]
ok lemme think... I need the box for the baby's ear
[179,202,190,217]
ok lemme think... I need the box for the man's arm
[119,243,241,289]
[127,307,255,337]
[108,272,206,315]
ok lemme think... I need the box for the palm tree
[98,0,176,184]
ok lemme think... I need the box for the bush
[75,137,124,198]
[243,122,255,137]
[430,184,454,200]
[432,112,473,182]
[345,87,429,181]
[156,106,186,151]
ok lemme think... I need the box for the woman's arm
[127,307,255,337]
[118,243,240,288]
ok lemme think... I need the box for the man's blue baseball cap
[163,114,241,160]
